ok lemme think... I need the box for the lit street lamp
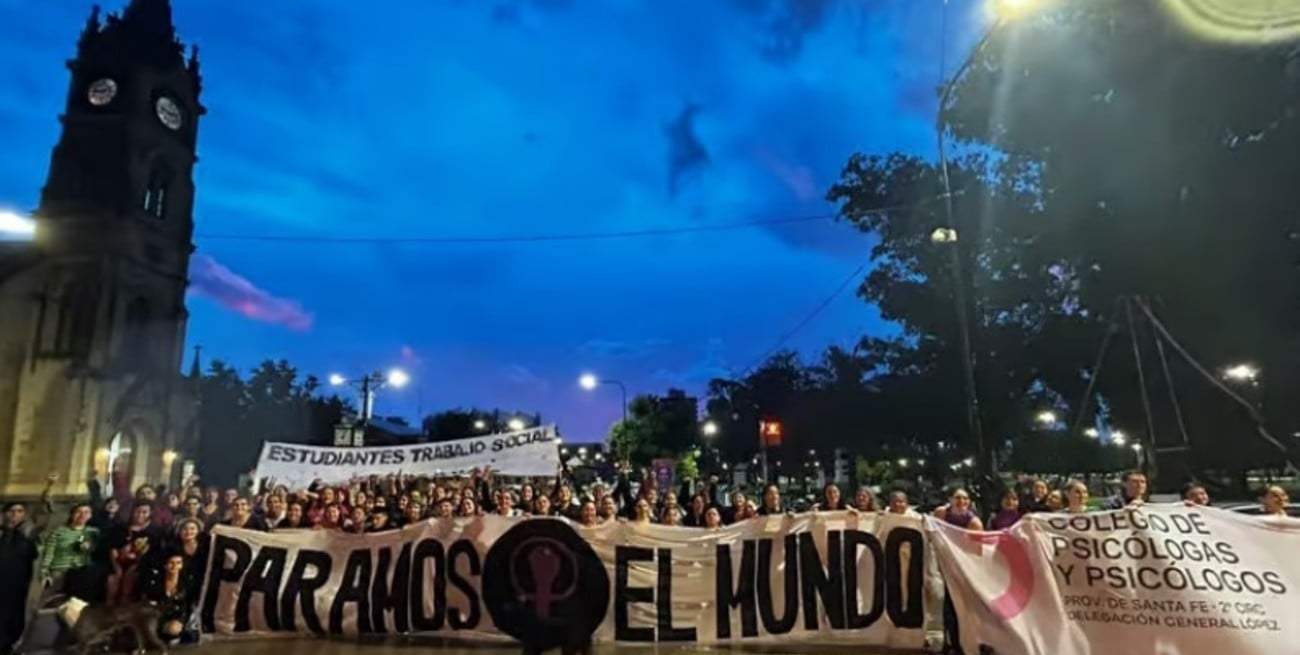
[0,209,36,237]
[473,419,488,431]
[935,0,1048,503]
[1111,430,1127,447]
[701,420,718,437]
[507,417,526,431]
[329,368,410,437]
[1084,427,1100,438]
[1035,410,1058,426]
[1222,363,1259,384]
[579,372,628,425]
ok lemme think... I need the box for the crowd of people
[0,463,1294,655]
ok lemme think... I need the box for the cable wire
[193,194,948,245]
[739,259,871,375]
[198,213,836,244]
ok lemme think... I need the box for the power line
[197,213,837,244]
[739,259,871,375]
[194,194,948,245]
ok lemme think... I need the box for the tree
[854,456,893,487]
[604,390,701,466]
[197,359,351,486]
[825,148,1099,484]
[938,0,1300,482]
[607,418,651,464]
[420,408,543,442]
[675,450,700,482]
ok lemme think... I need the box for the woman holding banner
[936,489,981,655]
[1064,481,1091,514]
[1261,485,1291,516]
[987,490,1022,530]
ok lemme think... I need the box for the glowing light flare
[0,210,35,236]
[507,418,526,431]
[1222,363,1259,383]
[386,368,410,388]
[1157,0,1300,46]
[931,227,959,244]
[991,0,1046,19]
[328,374,347,386]
[1035,410,1058,426]
[701,421,718,437]
[578,373,599,390]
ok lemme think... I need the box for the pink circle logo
[962,531,1036,621]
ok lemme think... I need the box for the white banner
[927,505,1300,655]
[199,511,932,647]
[253,426,561,487]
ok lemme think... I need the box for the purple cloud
[188,253,313,331]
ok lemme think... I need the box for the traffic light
[759,418,783,447]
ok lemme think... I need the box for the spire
[105,0,183,68]
[188,344,202,380]
[187,43,202,96]
[78,5,102,49]
[120,0,176,38]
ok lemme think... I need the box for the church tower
[0,0,203,498]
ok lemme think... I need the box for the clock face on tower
[155,96,183,130]
[87,78,117,106]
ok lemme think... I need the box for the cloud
[399,344,423,367]
[577,338,671,358]
[187,253,313,331]
[503,364,549,391]
[754,148,818,201]
[654,338,734,386]
[0,0,935,440]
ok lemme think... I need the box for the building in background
[0,0,202,497]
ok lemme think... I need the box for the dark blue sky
[0,0,986,440]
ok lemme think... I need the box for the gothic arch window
[141,165,172,220]
[122,297,151,363]
[54,282,95,355]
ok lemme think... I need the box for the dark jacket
[0,524,38,587]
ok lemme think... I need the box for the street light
[328,368,411,438]
[930,227,958,244]
[1035,410,1058,426]
[701,420,718,437]
[473,419,487,431]
[1222,363,1259,384]
[386,368,410,388]
[578,372,628,425]
[936,0,1048,504]
[1084,427,1100,438]
[1112,431,1127,447]
[507,418,526,431]
[0,209,36,236]
[989,0,1051,20]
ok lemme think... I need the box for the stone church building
[0,0,203,498]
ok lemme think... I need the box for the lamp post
[0,209,36,237]
[329,368,410,446]
[579,372,628,425]
[935,0,1047,500]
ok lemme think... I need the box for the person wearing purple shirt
[988,489,1023,530]
[935,489,982,655]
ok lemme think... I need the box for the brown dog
[70,601,168,655]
